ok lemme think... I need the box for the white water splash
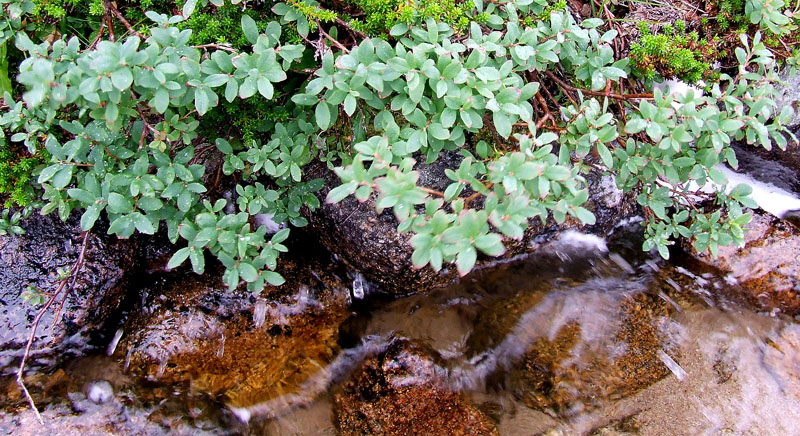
[552,231,608,253]
[716,165,800,218]
[658,349,687,381]
[106,329,123,356]
[352,273,366,300]
[253,299,268,328]
[258,286,323,326]
[228,334,393,423]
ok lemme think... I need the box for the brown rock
[687,210,800,316]
[117,250,351,408]
[333,339,499,436]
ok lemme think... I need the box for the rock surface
[117,245,352,409]
[0,213,135,374]
[507,292,674,415]
[732,68,800,190]
[774,69,800,129]
[685,210,800,316]
[730,141,800,196]
[763,323,800,400]
[333,338,499,436]
[304,157,637,295]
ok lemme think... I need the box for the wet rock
[774,69,800,129]
[685,210,800,316]
[730,69,800,190]
[587,413,641,436]
[117,249,352,409]
[333,338,499,436]
[0,399,177,436]
[730,141,800,196]
[510,293,673,415]
[0,213,135,374]
[304,157,637,295]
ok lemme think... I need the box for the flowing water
[2,225,800,436]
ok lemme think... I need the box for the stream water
[2,224,799,436]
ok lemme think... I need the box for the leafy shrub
[0,0,797,292]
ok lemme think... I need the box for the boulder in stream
[0,213,135,374]
[304,157,637,296]
[333,338,499,436]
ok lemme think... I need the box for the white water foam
[228,334,393,423]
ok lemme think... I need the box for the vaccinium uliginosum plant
[1,0,797,291]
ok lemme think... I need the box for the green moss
[630,21,714,84]
[346,0,475,35]
[0,139,44,207]
[117,0,276,49]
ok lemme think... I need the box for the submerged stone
[763,323,800,400]
[509,292,673,415]
[686,210,800,316]
[333,338,499,436]
[117,252,351,409]
[463,252,678,416]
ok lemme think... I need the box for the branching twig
[335,17,367,40]
[193,43,237,53]
[105,0,142,39]
[317,21,350,53]
[546,71,654,101]
[464,182,494,206]
[16,231,91,425]
[88,20,107,50]
[419,186,445,197]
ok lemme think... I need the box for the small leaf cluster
[315,5,794,271]
[307,9,642,275]
[746,0,793,35]
[620,33,793,257]
[0,135,43,206]
[346,0,474,36]
[0,207,28,236]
